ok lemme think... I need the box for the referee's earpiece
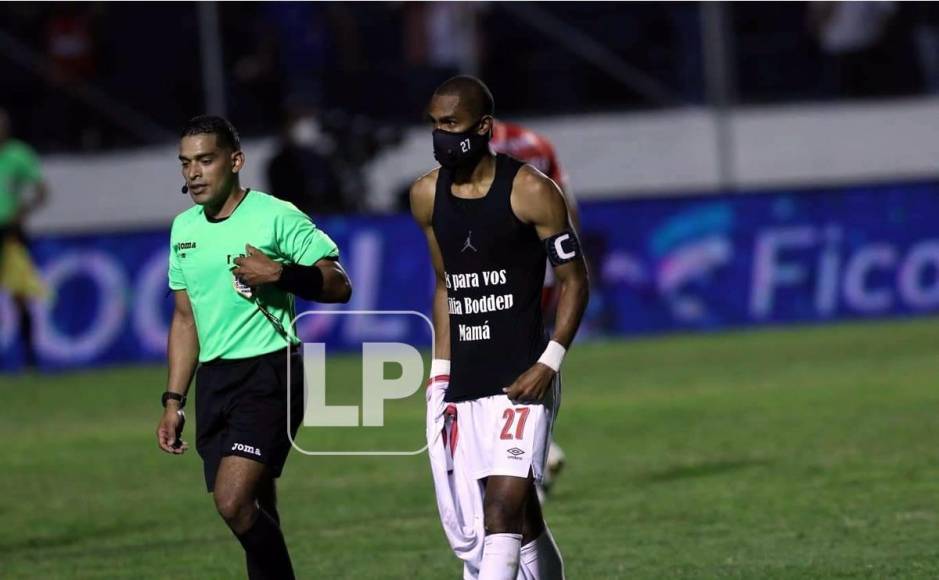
[181,184,188,194]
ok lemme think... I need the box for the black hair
[180,115,241,151]
[433,75,495,119]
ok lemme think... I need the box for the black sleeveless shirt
[432,154,548,402]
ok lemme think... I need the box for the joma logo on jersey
[231,443,261,456]
[175,241,198,257]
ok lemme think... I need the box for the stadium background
[4,2,939,578]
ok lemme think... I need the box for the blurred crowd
[0,1,935,156]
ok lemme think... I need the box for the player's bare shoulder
[510,164,567,226]
[409,167,440,226]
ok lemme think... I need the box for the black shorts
[195,347,303,492]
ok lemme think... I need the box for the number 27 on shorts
[500,407,530,440]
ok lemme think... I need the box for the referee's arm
[157,290,199,454]
[309,258,352,303]
[233,244,352,303]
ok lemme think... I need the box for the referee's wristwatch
[161,391,187,409]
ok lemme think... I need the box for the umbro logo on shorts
[232,442,262,456]
[507,447,525,457]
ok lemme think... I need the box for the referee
[155,115,351,579]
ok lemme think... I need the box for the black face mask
[433,120,490,170]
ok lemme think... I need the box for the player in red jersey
[490,120,577,228]
[490,120,576,500]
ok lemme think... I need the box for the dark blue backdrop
[3,181,938,371]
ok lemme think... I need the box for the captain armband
[544,229,581,266]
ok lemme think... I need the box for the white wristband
[430,358,451,378]
[537,341,566,372]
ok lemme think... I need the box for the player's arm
[505,168,589,402]
[410,171,450,363]
[557,184,580,234]
[423,232,450,363]
[157,290,199,454]
[543,142,580,233]
[14,146,48,223]
[15,180,48,223]
[234,246,352,303]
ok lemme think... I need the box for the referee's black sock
[235,508,295,580]
[262,504,281,526]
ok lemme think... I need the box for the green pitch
[3,317,939,579]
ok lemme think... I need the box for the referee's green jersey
[168,190,339,362]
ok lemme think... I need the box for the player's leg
[538,438,566,502]
[11,227,39,367]
[519,480,564,580]
[213,351,300,579]
[538,278,567,502]
[214,455,295,580]
[256,472,279,525]
[545,440,566,484]
[480,474,532,580]
[13,298,29,366]
[213,454,267,533]
[249,347,302,530]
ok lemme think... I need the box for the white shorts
[427,373,561,577]
[447,377,559,483]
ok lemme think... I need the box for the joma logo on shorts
[232,443,262,456]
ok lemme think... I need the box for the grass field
[3,317,939,579]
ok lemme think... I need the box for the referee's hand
[232,244,283,287]
[156,408,189,454]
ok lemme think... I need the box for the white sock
[479,533,522,580]
[517,527,565,580]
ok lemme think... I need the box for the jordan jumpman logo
[461,230,477,253]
